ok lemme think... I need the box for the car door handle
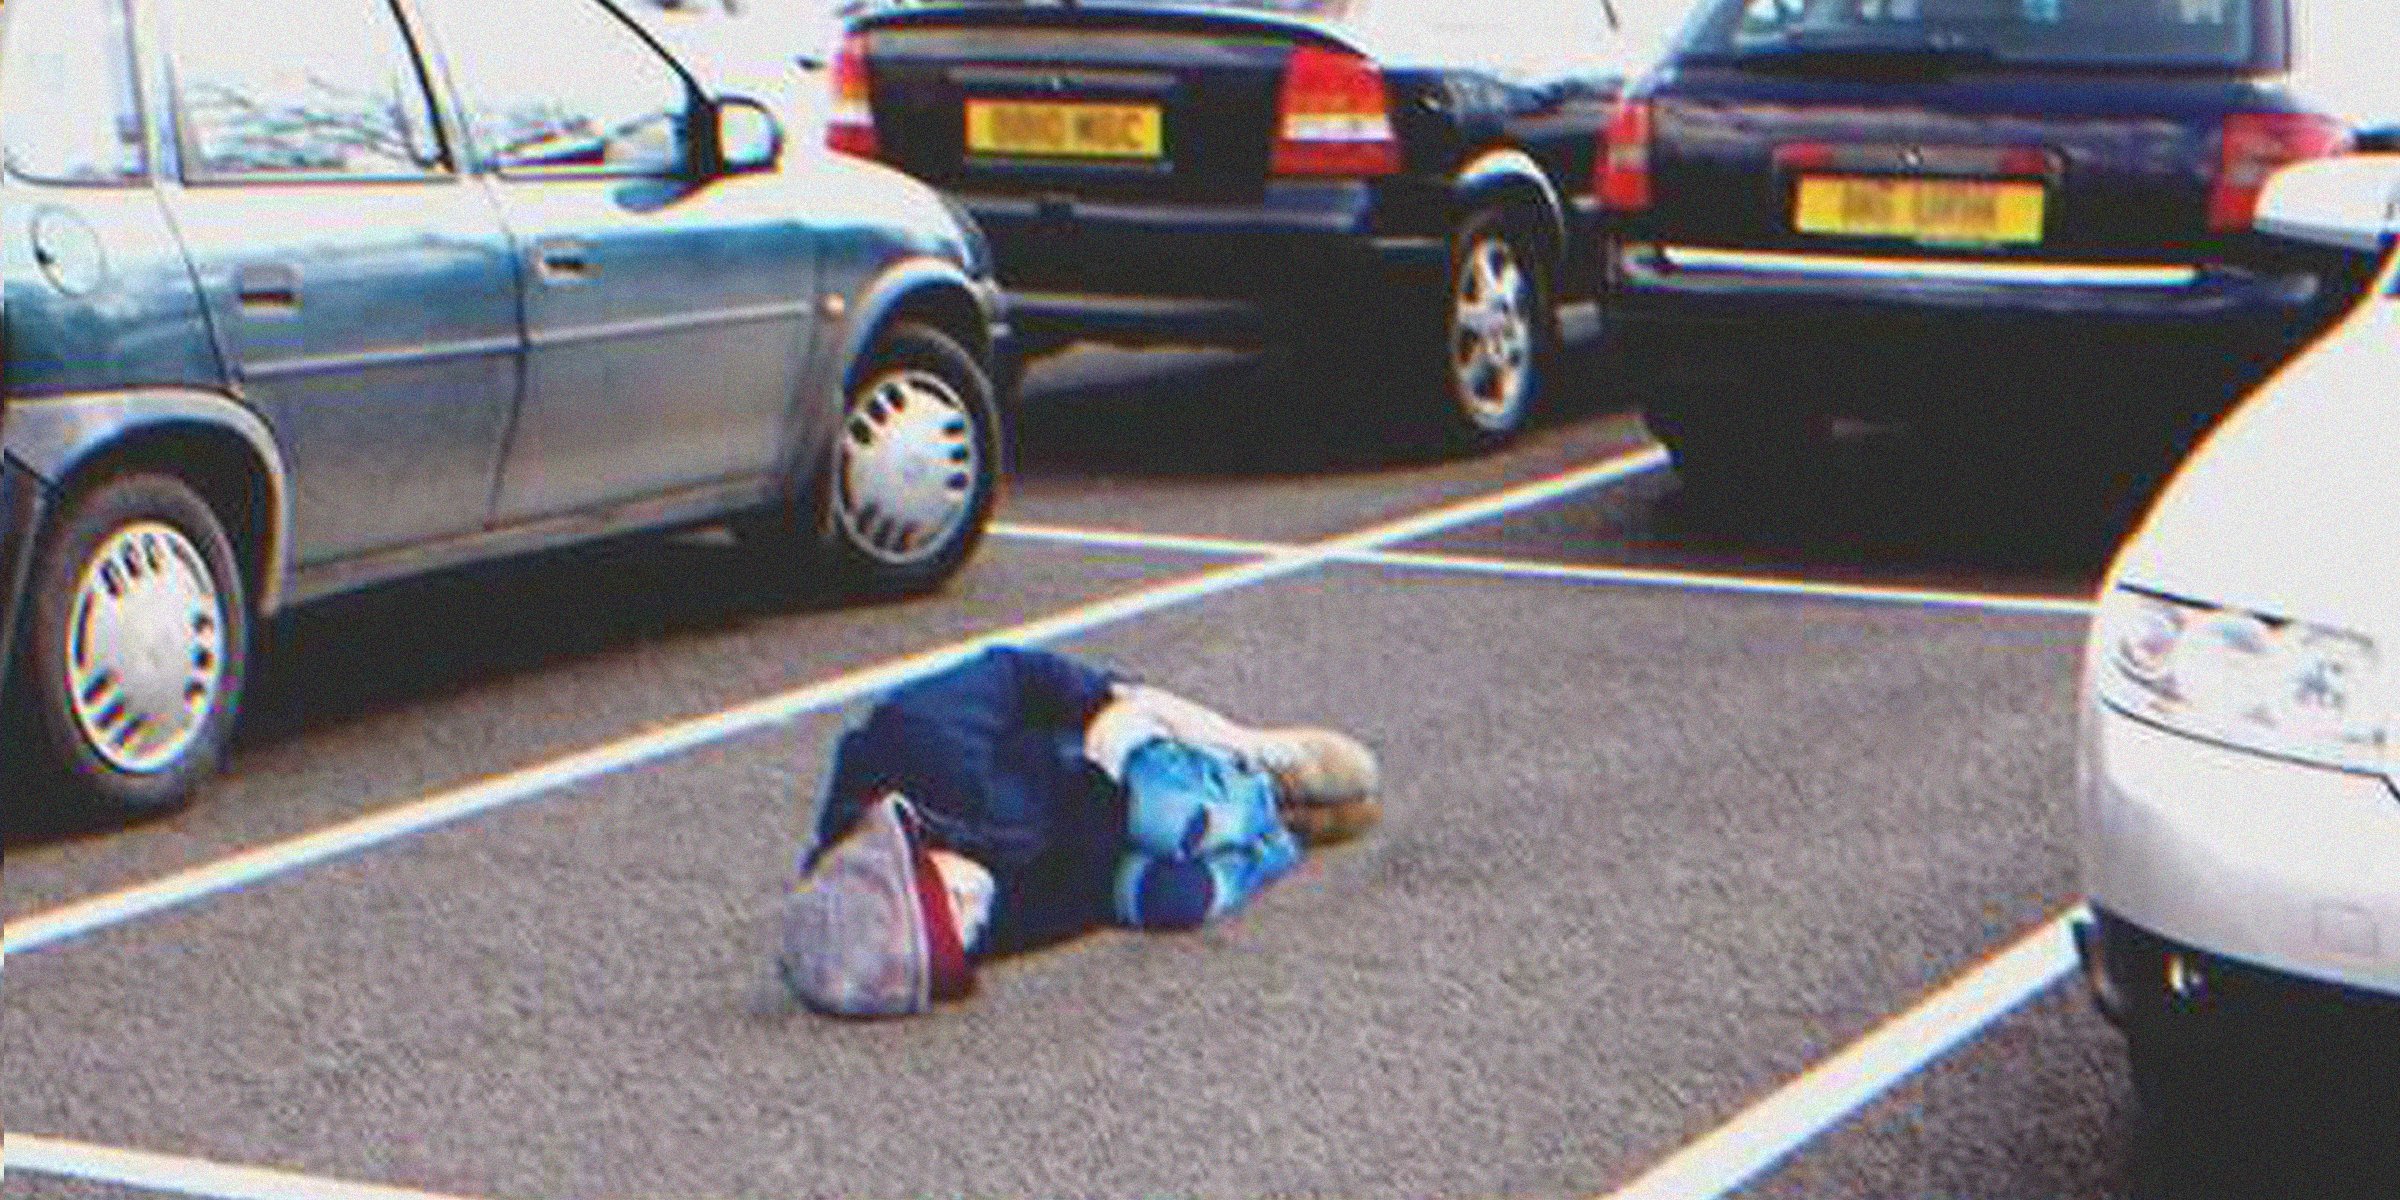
[533,238,593,282]
[235,263,300,313]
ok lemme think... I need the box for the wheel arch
[771,257,1003,543]
[838,258,998,395]
[1452,147,1570,277]
[5,389,291,617]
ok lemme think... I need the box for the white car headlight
[2095,586,2391,775]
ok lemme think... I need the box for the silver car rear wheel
[63,520,229,774]
[10,471,249,819]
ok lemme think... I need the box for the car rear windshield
[1677,0,2264,69]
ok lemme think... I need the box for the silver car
[1,0,1011,819]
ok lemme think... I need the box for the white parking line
[1349,549,2099,618]
[990,523,2098,618]
[4,1133,492,1200]
[2,446,1668,957]
[1600,908,2087,1200]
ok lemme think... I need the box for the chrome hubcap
[1451,234,1535,431]
[838,368,981,566]
[64,521,227,774]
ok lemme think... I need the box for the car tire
[1414,206,1557,451]
[742,322,1002,599]
[1290,206,1558,455]
[5,471,248,820]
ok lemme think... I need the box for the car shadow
[1654,429,2163,584]
[1010,313,1627,481]
[1619,347,2239,597]
[233,532,858,746]
[2,531,862,846]
[2127,1054,2400,1200]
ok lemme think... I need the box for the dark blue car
[1601,0,2399,497]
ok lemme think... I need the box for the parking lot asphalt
[5,334,2374,1199]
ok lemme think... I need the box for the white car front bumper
[2080,703,2400,1000]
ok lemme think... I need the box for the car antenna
[1598,0,1620,32]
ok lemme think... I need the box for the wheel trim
[64,521,228,775]
[837,367,982,567]
[1450,233,1535,431]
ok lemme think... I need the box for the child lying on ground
[778,646,1379,1017]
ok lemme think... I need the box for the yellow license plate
[1794,176,2046,246]
[965,100,1163,160]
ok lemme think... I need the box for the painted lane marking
[4,1134,492,1200]
[3,447,1668,957]
[1348,549,2098,618]
[988,523,2096,618]
[1600,908,2086,1200]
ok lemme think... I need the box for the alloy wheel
[1449,232,1536,432]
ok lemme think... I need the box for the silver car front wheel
[739,322,1001,598]
[836,365,983,568]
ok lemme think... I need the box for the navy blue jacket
[814,647,1127,952]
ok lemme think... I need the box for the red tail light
[1271,45,1399,178]
[2210,112,2351,233]
[826,32,880,160]
[1597,100,1654,212]
[1772,141,1837,173]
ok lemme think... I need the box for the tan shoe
[1254,728,1381,846]
[1278,795,1382,847]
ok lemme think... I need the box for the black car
[831,0,1645,448]
[1602,0,2400,495]
[0,379,34,708]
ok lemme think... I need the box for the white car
[2076,155,2400,1129]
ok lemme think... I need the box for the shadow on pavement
[1011,323,1626,481]
[3,532,853,847]
[1625,343,2244,595]
[2129,1055,2400,1200]
[1650,428,2162,584]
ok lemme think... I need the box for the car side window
[414,0,694,178]
[1,0,150,185]
[165,0,448,182]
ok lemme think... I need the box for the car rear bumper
[2077,704,2400,1008]
[0,452,47,691]
[1610,243,2326,330]
[958,183,1450,343]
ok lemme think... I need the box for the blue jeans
[1113,739,1301,930]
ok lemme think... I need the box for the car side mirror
[716,96,784,175]
[2256,155,2400,253]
